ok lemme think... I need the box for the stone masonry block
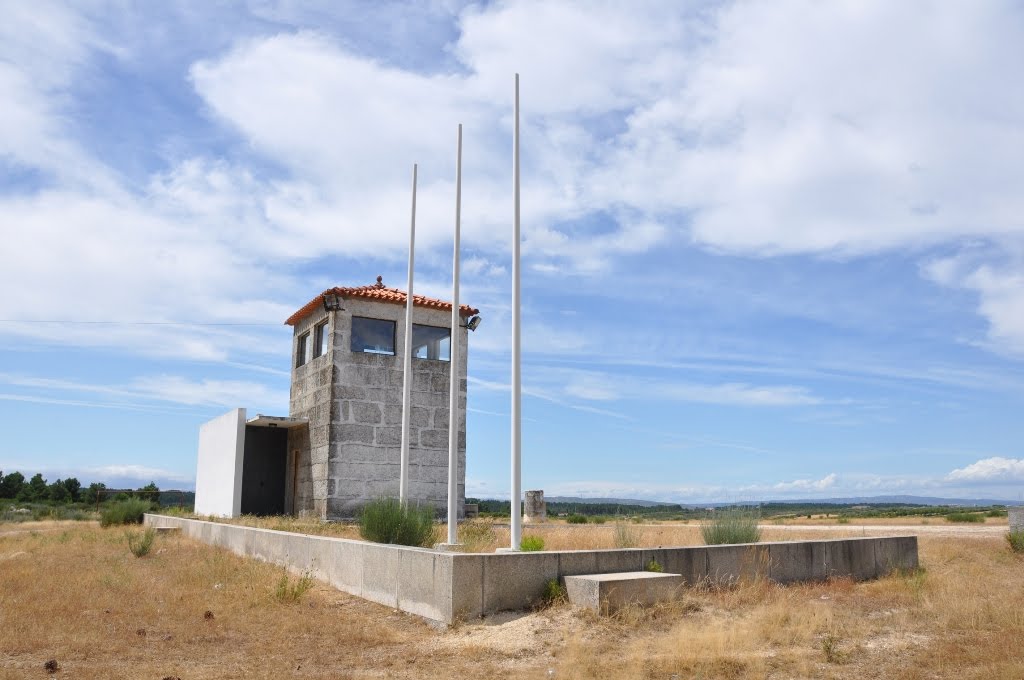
[376,426,402,446]
[334,385,366,400]
[433,407,449,427]
[331,423,374,444]
[351,402,382,424]
[419,429,448,449]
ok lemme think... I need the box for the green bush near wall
[358,497,437,548]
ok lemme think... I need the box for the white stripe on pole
[510,74,522,550]
[399,163,417,505]
[447,125,463,544]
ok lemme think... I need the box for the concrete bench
[564,571,684,614]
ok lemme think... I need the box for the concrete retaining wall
[145,514,918,625]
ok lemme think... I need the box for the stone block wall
[287,308,335,516]
[288,296,469,519]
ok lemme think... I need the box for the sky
[2,0,1024,502]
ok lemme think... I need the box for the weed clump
[358,497,437,547]
[1007,530,1024,553]
[613,522,640,548]
[541,578,567,605]
[700,507,761,545]
[645,559,663,573]
[126,528,155,557]
[458,518,497,552]
[274,571,313,603]
[520,534,545,551]
[945,512,984,523]
[101,498,152,527]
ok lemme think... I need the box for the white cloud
[947,457,1024,483]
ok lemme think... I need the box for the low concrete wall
[145,514,918,624]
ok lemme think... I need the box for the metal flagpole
[447,125,463,544]
[399,163,418,505]
[510,74,522,550]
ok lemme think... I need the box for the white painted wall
[194,408,246,517]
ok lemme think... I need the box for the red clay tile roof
[285,276,480,326]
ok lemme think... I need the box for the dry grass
[3,521,1023,678]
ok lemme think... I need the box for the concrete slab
[564,571,684,614]
[361,542,403,608]
[706,544,770,586]
[641,547,709,586]
[874,536,919,574]
[397,549,448,622]
[826,539,877,580]
[482,552,559,613]
[449,554,484,621]
[768,540,828,583]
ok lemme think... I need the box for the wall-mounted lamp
[463,315,482,332]
[322,292,344,313]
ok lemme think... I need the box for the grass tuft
[1008,530,1024,553]
[126,528,155,557]
[541,578,567,605]
[274,571,313,603]
[613,522,640,548]
[358,497,437,547]
[701,507,762,545]
[520,534,545,551]
[101,498,152,527]
[645,558,663,573]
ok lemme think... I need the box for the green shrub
[520,534,545,551]
[1007,531,1024,553]
[591,516,607,524]
[566,513,588,524]
[645,559,663,573]
[701,507,761,545]
[836,517,850,524]
[541,578,567,605]
[358,497,437,547]
[126,528,155,557]
[275,571,313,603]
[987,509,1007,518]
[945,512,984,523]
[100,498,152,527]
[614,522,640,548]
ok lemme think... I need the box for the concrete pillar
[1010,507,1024,533]
[523,489,546,523]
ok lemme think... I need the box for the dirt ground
[2,520,1022,679]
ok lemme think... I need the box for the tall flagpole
[447,125,463,544]
[399,163,418,505]
[510,74,522,550]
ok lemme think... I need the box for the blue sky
[2,1,1024,502]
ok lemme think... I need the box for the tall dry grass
[1,522,1022,678]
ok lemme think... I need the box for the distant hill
[482,494,1023,507]
[543,496,677,507]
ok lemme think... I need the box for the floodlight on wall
[322,292,343,312]
[463,315,482,332]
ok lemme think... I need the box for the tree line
[0,469,159,505]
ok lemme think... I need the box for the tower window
[295,332,310,367]
[351,317,396,355]
[313,320,328,358]
[412,324,450,361]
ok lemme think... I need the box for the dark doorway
[240,425,288,515]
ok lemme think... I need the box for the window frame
[350,316,397,356]
[411,323,451,362]
[295,331,310,368]
[313,320,329,358]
